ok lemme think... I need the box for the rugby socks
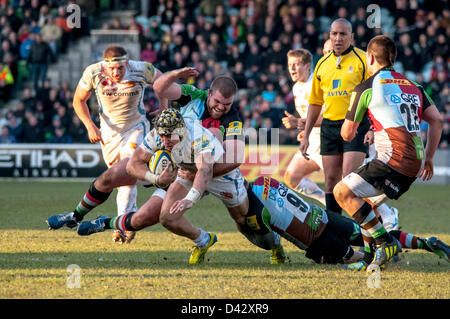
[295,178,326,206]
[390,230,431,252]
[73,182,112,221]
[352,202,392,245]
[105,211,137,231]
[361,228,375,254]
[325,193,342,214]
[194,228,211,248]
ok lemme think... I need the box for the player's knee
[333,182,349,204]
[284,170,293,189]
[159,210,175,229]
[284,170,299,189]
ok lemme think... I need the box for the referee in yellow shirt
[300,18,371,214]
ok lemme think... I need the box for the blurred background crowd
[0,0,448,148]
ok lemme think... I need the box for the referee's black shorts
[320,118,370,156]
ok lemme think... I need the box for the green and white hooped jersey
[78,60,156,134]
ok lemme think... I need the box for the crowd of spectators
[0,0,449,149]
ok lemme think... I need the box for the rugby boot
[77,216,108,236]
[367,237,402,273]
[112,230,127,243]
[189,232,217,264]
[425,237,450,262]
[46,212,78,230]
[270,243,287,264]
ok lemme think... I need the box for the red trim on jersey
[367,109,384,132]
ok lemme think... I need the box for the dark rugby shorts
[320,118,370,155]
[356,159,417,200]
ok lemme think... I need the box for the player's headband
[103,55,128,63]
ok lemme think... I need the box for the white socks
[194,228,211,248]
[295,178,326,206]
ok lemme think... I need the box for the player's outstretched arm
[420,104,443,181]
[153,67,199,101]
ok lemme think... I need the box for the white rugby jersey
[78,60,156,133]
[140,119,225,171]
[293,73,314,119]
[293,73,322,137]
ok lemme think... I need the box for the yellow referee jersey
[308,45,368,121]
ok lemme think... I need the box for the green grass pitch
[0,180,449,299]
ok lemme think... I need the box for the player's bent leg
[130,189,165,230]
[159,180,199,239]
[390,230,449,262]
[285,155,325,206]
[159,179,214,264]
[46,180,113,230]
[336,173,400,271]
[342,151,366,178]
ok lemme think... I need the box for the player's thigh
[133,190,165,228]
[321,154,343,192]
[226,196,249,225]
[342,151,366,177]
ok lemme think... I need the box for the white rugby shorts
[176,168,247,207]
[101,120,150,167]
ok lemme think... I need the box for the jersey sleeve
[140,129,161,155]
[412,81,434,112]
[78,65,95,91]
[345,82,372,122]
[308,61,324,106]
[172,84,207,107]
[143,62,156,85]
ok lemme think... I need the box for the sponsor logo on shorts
[246,215,260,231]
[385,179,400,193]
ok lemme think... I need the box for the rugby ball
[149,150,175,175]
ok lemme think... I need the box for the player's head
[323,39,333,55]
[103,45,128,83]
[330,18,353,56]
[207,76,237,119]
[155,108,186,150]
[366,35,397,75]
[287,49,312,83]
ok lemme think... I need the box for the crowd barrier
[0,144,449,184]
